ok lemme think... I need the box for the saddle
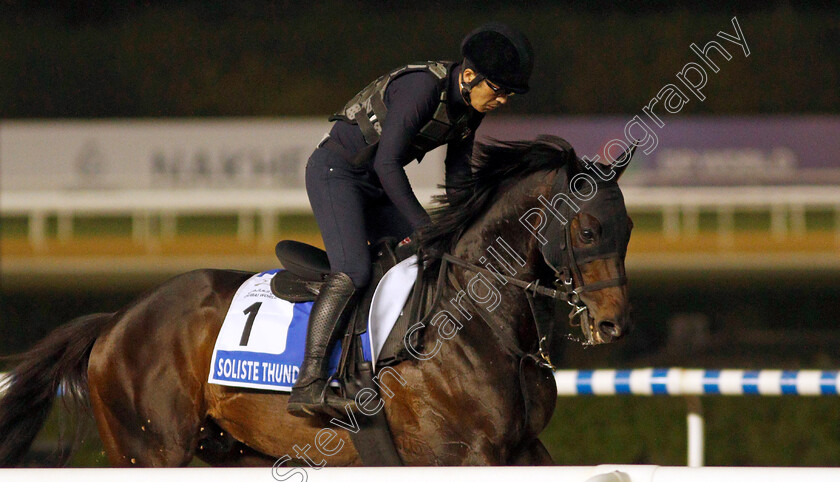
[269,237,422,466]
[271,238,425,366]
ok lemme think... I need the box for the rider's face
[461,68,513,113]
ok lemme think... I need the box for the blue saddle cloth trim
[211,269,372,391]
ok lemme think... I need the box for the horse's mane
[417,135,574,259]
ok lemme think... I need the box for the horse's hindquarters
[87,270,248,467]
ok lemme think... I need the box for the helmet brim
[489,79,530,95]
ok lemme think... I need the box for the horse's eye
[580,228,596,243]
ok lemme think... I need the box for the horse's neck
[445,171,550,348]
[451,171,548,266]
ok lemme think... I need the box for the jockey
[287,22,534,416]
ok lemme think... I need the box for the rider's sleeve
[371,72,439,230]
[444,132,475,198]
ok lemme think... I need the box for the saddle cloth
[208,256,419,392]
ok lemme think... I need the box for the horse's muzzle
[596,319,622,341]
[579,308,631,345]
[593,309,632,344]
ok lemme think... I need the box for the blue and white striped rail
[6,369,839,396]
[4,369,838,469]
[554,368,840,396]
[553,368,840,467]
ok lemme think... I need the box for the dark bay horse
[0,135,634,467]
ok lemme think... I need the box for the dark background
[1,1,838,117]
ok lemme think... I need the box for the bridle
[437,187,625,367]
[537,173,628,348]
[537,141,636,347]
[425,142,636,365]
[406,139,635,426]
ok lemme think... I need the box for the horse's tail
[0,312,114,467]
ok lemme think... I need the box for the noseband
[539,169,628,345]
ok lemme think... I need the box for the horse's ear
[563,148,578,179]
[612,140,639,181]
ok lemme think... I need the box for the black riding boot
[287,271,357,417]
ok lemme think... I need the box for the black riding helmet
[460,22,534,96]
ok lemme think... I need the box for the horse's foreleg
[509,438,554,465]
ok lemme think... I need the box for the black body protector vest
[331,61,475,163]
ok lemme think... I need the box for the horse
[0,135,635,467]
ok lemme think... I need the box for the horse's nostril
[598,320,621,339]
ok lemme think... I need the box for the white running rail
[2,186,839,248]
[1,465,840,482]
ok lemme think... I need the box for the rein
[426,250,616,428]
[441,252,562,368]
[415,246,623,431]
[438,251,624,362]
[442,253,553,366]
